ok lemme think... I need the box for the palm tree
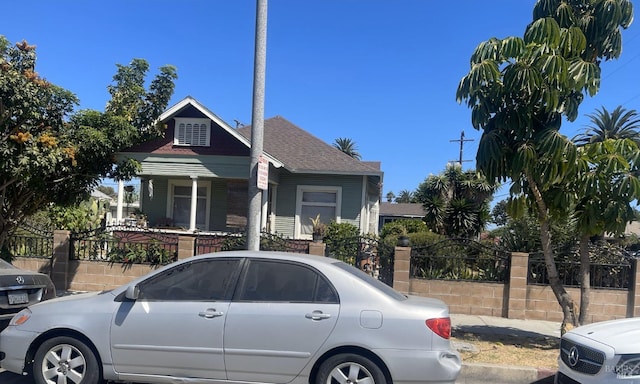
[415,164,496,238]
[574,106,640,146]
[385,191,395,203]
[333,137,361,160]
[395,190,414,203]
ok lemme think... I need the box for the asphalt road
[1,369,554,384]
[0,370,32,384]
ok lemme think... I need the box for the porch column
[189,176,198,231]
[116,180,124,224]
[261,187,269,232]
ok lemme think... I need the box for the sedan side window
[238,260,338,303]
[137,258,241,301]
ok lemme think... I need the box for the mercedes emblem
[16,276,25,285]
[568,346,580,367]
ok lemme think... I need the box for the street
[1,368,555,384]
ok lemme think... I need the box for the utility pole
[247,0,267,251]
[449,130,474,166]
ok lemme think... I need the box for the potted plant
[397,226,410,247]
[310,214,327,242]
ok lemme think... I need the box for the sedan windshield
[334,262,406,301]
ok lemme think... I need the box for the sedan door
[110,258,241,379]
[224,260,340,383]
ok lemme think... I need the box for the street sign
[257,156,268,190]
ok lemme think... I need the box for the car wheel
[33,336,102,384]
[316,353,386,384]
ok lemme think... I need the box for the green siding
[274,173,364,237]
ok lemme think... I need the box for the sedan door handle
[305,311,331,320]
[199,308,224,318]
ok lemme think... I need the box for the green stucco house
[115,96,383,239]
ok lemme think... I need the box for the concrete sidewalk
[451,314,560,384]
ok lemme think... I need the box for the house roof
[237,116,382,176]
[379,202,425,217]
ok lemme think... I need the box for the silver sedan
[0,251,461,384]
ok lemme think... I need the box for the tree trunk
[527,173,578,334]
[578,235,591,325]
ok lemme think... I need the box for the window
[168,180,210,229]
[238,260,338,303]
[296,186,341,238]
[174,118,210,146]
[137,258,241,301]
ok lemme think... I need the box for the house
[115,96,383,239]
[379,202,425,229]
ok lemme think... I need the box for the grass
[451,329,560,369]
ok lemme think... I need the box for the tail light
[426,317,451,339]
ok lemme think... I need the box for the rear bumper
[375,348,461,384]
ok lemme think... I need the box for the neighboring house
[115,96,383,239]
[379,202,425,229]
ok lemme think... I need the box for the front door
[110,258,241,379]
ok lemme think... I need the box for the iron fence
[4,224,53,259]
[528,253,632,290]
[325,235,395,286]
[195,232,310,254]
[410,238,511,283]
[70,226,178,265]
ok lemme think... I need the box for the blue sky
[4,1,640,200]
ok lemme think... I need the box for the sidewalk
[451,314,560,384]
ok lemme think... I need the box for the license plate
[8,291,29,305]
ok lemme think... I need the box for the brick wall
[393,246,639,323]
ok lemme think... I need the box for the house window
[174,118,210,146]
[167,180,210,229]
[296,186,341,238]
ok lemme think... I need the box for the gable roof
[159,96,283,168]
[237,116,382,176]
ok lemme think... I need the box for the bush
[324,222,360,263]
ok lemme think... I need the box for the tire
[316,353,387,384]
[33,336,102,384]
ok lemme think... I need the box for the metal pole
[247,0,267,251]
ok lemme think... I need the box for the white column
[269,185,277,234]
[261,187,269,232]
[189,176,198,231]
[116,180,124,224]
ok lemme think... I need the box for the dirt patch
[451,329,560,369]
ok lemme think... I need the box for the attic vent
[174,118,210,147]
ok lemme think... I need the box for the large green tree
[572,138,640,324]
[0,36,177,248]
[415,164,496,238]
[456,0,633,330]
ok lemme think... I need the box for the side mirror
[125,285,140,300]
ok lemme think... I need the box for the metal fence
[528,253,633,290]
[70,226,178,265]
[410,238,511,283]
[325,235,395,286]
[195,232,310,254]
[4,224,53,259]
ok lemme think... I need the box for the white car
[557,317,640,383]
[0,251,461,384]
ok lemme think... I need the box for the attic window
[174,118,210,146]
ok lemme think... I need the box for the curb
[456,363,556,384]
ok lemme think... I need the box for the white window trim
[173,117,211,147]
[295,185,342,239]
[166,179,211,230]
